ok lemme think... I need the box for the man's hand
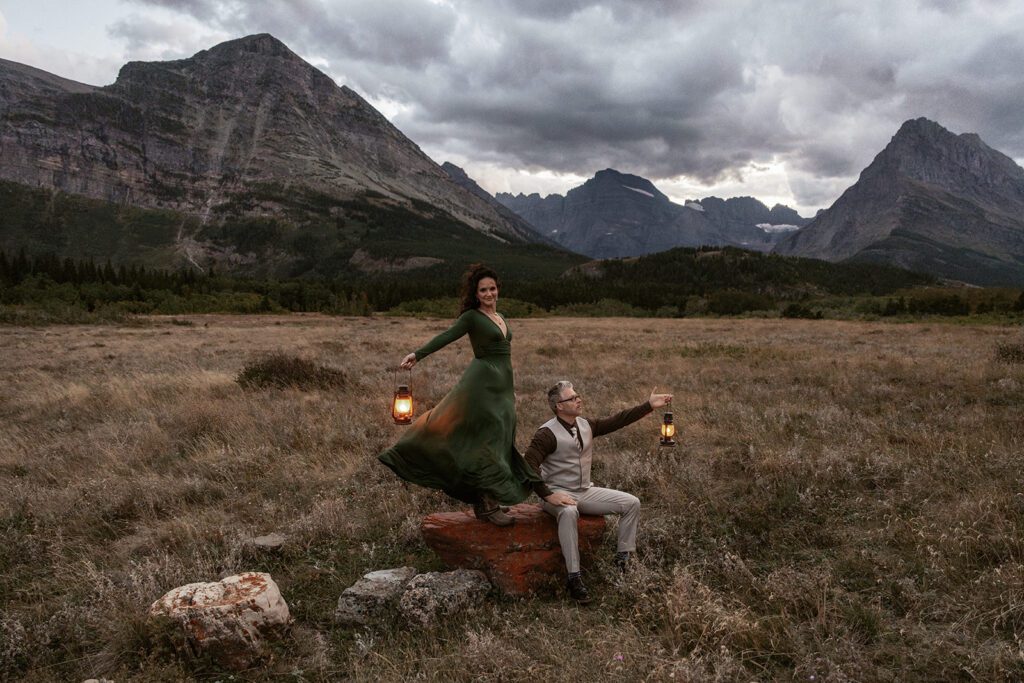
[400,352,417,369]
[544,491,577,507]
[649,388,673,409]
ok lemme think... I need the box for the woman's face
[476,277,498,307]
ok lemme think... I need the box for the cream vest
[539,416,594,491]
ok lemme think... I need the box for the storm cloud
[103,1,1024,210]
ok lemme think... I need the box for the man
[525,380,673,604]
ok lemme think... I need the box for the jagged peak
[890,117,993,155]
[593,168,650,185]
[112,33,336,95]
[116,34,303,78]
[873,117,1024,183]
[199,34,300,61]
[441,161,469,180]
[894,116,947,137]
[588,168,663,196]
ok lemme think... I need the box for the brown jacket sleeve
[590,401,653,438]
[523,427,556,498]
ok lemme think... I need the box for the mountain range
[0,33,1021,287]
[494,169,808,258]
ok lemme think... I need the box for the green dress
[378,309,540,505]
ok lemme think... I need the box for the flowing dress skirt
[378,313,538,504]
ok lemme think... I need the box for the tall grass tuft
[236,353,347,390]
[995,341,1024,364]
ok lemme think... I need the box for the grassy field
[2,315,1023,681]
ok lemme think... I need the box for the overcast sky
[3,0,1023,215]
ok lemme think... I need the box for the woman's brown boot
[473,495,515,527]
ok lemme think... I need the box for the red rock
[420,503,606,595]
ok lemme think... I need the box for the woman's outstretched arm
[399,311,473,368]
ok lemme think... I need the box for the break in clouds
[104,0,1024,209]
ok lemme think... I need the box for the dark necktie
[569,425,583,451]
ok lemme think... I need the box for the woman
[378,264,540,526]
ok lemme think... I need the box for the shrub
[906,293,970,316]
[707,289,774,315]
[995,342,1024,364]
[494,297,549,318]
[236,353,346,390]
[549,298,647,317]
[386,298,459,318]
[781,303,823,319]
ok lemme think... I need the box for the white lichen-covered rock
[399,569,491,627]
[149,572,290,669]
[251,533,287,550]
[335,566,418,626]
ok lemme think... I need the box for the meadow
[1,314,1023,681]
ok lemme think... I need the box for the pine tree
[102,259,116,283]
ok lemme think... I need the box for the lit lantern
[660,412,676,447]
[392,384,414,424]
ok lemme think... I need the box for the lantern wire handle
[393,366,412,392]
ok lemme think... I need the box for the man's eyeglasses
[557,394,582,404]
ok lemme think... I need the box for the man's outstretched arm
[591,391,672,437]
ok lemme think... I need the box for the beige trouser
[541,486,640,574]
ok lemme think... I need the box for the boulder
[149,572,289,670]
[398,569,491,627]
[421,503,606,595]
[335,566,418,626]
[251,533,287,550]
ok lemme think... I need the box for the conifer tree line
[0,249,377,315]
[2,248,1021,319]
[0,248,199,290]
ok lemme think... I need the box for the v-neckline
[475,308,508,339]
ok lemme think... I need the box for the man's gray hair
[547,380,574,413]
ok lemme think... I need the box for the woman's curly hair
[459,263,501,314]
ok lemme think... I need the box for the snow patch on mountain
[756,223,800,233]
[623,185,654,198]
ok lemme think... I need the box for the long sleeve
[590,401,653,438]
[414,311,473,360]
[523,427,557,498]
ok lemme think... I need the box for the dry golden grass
[2,314,1023,681]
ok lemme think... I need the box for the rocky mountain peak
[775,118,1024,285]
[441,162,470,183]
[873,117,1024,194]
[202,33,297,60]
[0,34,548,271]
[582,168,666,201]
[112,32,327,95]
